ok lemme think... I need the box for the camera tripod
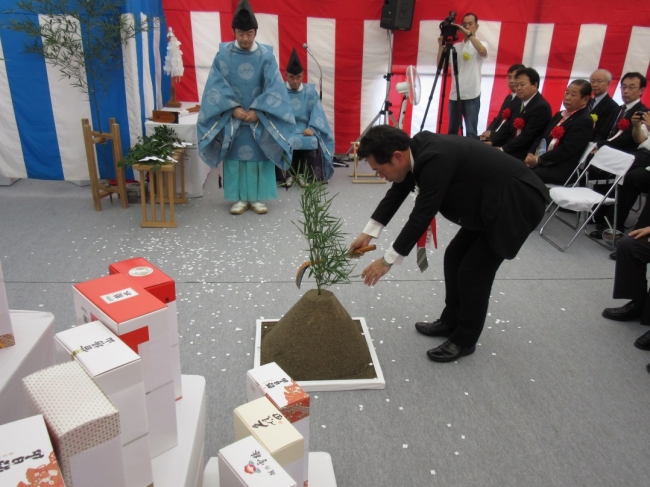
[420,41,463,135]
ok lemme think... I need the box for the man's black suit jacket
[529,107,594,185]
[370,132,550,260]
[590,94,618,140]
[595,100,649,153]
[486,92,519,133]
[493,92,552,161]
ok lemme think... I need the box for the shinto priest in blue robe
[197,41,295,202]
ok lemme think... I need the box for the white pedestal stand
[0,310,55,425]
[153,375,207,487]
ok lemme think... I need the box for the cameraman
[437,12,488,138]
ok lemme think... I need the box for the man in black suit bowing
[523,79,594,185]
[490,67,552,160]
[351,126,550,363]
[480,63,525,143]
[588,69,618,140]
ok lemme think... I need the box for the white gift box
[109,257,182,400]
[234,397,304,485]
[55,320,153,487]
[0,259,14,349]
[73,274,177,457]
[246,363,310,487]
[22,361,126,487]
[0,414,65,486]
[218,436,296,487]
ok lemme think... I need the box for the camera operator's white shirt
[449,39,487,101]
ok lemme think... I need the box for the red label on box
[120,326,150,354]
[109,257,176,304]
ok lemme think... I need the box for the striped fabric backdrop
[1,0,649,181]
[0,0,166,181]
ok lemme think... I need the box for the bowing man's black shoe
[415,319,454,337]
[634,330,650,351]
[427,340,476,363]
[609,251,617,261]
[602,301,643,322]
[646,363,650,375]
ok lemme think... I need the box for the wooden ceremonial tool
[295,244,376,289]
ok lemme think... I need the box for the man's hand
[303,128,314,136]
[632,111,644,127]
[244,109,259,123]
[350,233,373,253]
[451,23,470,37]
[361,259,391,286]
[479,130,491,141]
[524,153,538,168]
[233,107,247,120]
[629,226,650,241]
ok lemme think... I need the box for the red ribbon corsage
[501,108,511,121]
[550,126,565,140]
[513,117,525,130]
[617,118,631,131]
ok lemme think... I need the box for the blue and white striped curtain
[0,0,168,180]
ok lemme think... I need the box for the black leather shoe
[426,340,476,363]
[415,319,454,337]
[589,230,604,240]
[646,363,650,374]
[602,301,643,322]
[634,330,650,351]
[609,251,617,260]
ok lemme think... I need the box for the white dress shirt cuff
[384,245,404,266]
[363,219,384,238]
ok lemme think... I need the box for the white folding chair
[539,145,635,251]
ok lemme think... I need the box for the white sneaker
[250,201,268,214]
[230,200,249,215]
[297,175,308,187]
[285,176,294,187]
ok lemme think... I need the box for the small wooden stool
[132,163,177,228]
[82,118,129,211]
[349,141,386,184]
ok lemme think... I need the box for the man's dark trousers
[440,228,506,347]
[615,235,650,325]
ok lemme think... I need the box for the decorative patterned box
[22,361,126,487]
[109,257,182,400]
[55,321,153,487]
[234,397,304,485]
[218,435,296,487]
[0,414,65,486]
[0,259,15,349]
[72,274,177,457]
[246,363,310,487]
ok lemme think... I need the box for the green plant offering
[119,125,185,172]
[294,180,355,294]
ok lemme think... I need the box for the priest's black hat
[232,0,258,31]
[286,48,304,75]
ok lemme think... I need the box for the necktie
[608,106,626,138]
[587,97,595,112]
[520,101,525,114]
[416,219,437,272]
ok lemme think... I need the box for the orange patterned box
[246,363,309,487]
[0,414,65,487]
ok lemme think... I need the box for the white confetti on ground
[431,470,436,475]
[321,425,326,428]
[403,444,408,449]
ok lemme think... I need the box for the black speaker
[380,0,416,31]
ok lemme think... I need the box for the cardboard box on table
[108,257,182,400]
[22,361,126,487]
[55,320,153,487]
[234,397,304,486]
[0,259,15,349]
[72,274,177,457]
[246,363,310,487]
[218,435,296,487]
[0,414,65,486]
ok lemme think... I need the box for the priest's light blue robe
[286,82,335,181]
[197,41,295,202]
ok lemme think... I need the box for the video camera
[439,11,458,44]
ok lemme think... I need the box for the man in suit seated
[589,72,648,239]
[480,63,525,143]
[490,67,552,161]
[602,217,650,374]
[350,126,550,363]
[588,69,619,140]
[523,79,594,185]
